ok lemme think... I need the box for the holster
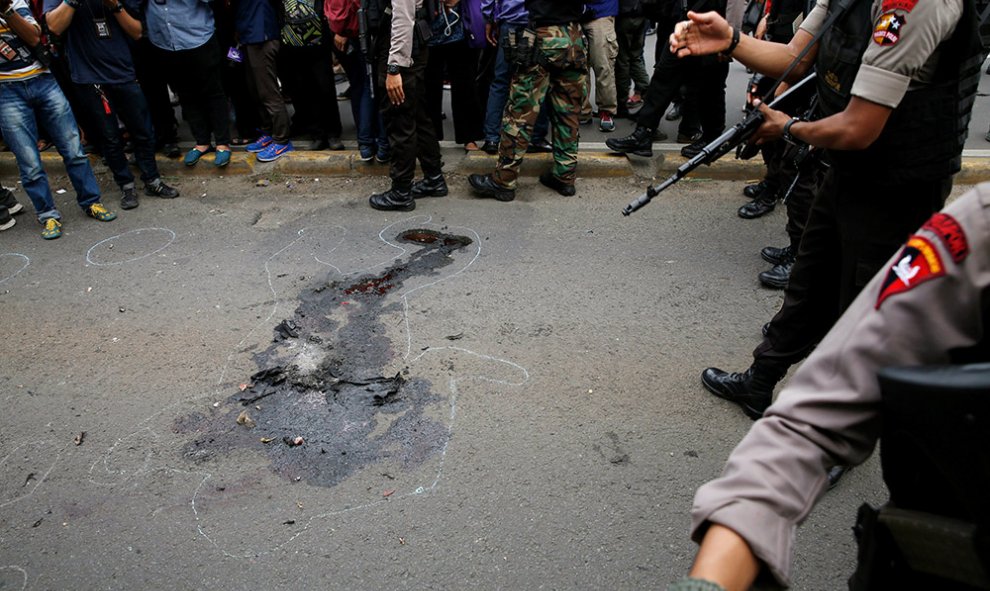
[504,27,540,69]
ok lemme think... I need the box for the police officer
[667,184,990,590]
[367,0,447,212]
[669,1,982,420]
[467,0,589,202]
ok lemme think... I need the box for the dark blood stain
[175,228,473,488]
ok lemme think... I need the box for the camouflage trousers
[493,24,588,189]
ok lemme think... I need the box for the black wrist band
[111,3,123,12]
[63,0,80,8]
[718,26,741,59]
[782,117,800,143]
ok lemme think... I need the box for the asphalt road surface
[3,174,961,590]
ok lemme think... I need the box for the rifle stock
[622,73,816,217]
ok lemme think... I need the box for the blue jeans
[0,74,101,221]
[77,81,161,189]
[483,23,549,145]
[337,39,388,151]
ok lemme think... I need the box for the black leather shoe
[468,174,515,202]
[480,140,499,155]
[411,174,448,198]
[762,322,770,337]
[676,130,702,143]
[120,187,139,210]
[665,102,682,121]
[539,171,575,196]
[759,261,792,289]
[605,126,654,157]
[760,244,793,266]
[827,465,851,490]
[162,142,180,158]
[743,180,769,199]
[526,139,553,154]
[700,366,777,420]
[369,188,415,211]
[738,195,776,219]
[680,138,711,159]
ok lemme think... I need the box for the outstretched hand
[669,11,733,58]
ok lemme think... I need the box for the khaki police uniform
[692,183,990,586]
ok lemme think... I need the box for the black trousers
[762,141,821,251]
[376,38,443,190]
[425,40,483,145]
[279,30,343,141]
[755,169,952,372]
[156,35,231,146]
[133,38,178,146]
[636,41,728,140]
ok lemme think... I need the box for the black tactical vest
[817,0,984,183]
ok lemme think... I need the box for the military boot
[700,362,785,420]
[605,126,655,157]
[759,261,793,289]
[369,187,415,211]
[411,174,448,198]
[738,194,777,219]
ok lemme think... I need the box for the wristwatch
[386,63,400,75]
[110,2,124,12]
[782,117,801,144]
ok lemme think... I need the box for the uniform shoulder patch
[873,12,907,46]
[876,235,945,309]
[881,0,918,12]
[922,212,969,264]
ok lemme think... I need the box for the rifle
[622,72,816,216]
[358,4,374,100]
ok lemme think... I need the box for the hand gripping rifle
[622,72,815,216]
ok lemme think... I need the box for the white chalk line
[85,228,177,267]
[0,441,65,510]
[0,253,29,285]
[0,565,27,591]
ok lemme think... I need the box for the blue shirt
[480,0,528,27]
[145,0,214,51]
[234,0,278,45]
[43,0,137,84]
[586,0,617,19]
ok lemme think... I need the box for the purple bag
[460,0,487,49]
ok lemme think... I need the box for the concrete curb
[5,148,990,184]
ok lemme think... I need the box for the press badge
[94,17,111,39]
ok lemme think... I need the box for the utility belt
[849,503,990,590]
[503,23,587,72]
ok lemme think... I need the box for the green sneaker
[41,218,62,240]
[85,203,117,222]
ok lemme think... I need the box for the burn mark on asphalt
[175,229,473,488]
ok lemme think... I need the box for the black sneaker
[120,187,139,210]
[538,171,575,196]
[145,179,180,199]
[605,126,654,157]
[369,188,415,211]
[411,174,448,198]
[665,102,682,121]
[760,245,793,266]
[468,174,515,202]
[0,209,14,231]
[162,143,180,158]
[480,140,499,155]
[676,130,702,144]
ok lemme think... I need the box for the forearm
[788,96,891,151]
[688,525,760,591]
[114,8,142,39]
[728,30,815,83]
[44,1,73,35]
[5,10,41,45]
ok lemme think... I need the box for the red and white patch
[881,0,918,12]
[922,212,969,264]
[873,12,907,46]
[876,236,945,309]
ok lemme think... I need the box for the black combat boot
[468,174,515,202]
[538,171,576,196]
[760,244,793,266]
[738,194,777,219]
[700,362,785,420]
[369,187,415,211]
[605,126,655,157]
[759,261,793,289]
[743,180,770,199]
[411,173,448,198]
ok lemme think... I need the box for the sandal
[184,146,212,166]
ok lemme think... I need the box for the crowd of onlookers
[1,0,700,238]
